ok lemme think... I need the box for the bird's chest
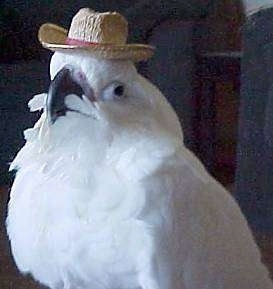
[7,163,151,287]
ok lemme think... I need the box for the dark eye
[114,85,124,97]
[101,82,126,101]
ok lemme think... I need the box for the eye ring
[101,82,126,101]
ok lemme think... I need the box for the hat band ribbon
[65,37,99,46]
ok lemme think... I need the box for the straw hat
[38,8,155,62]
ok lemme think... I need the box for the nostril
[71,68,86,84]
[76,71,86,82]
[70,68,95,102]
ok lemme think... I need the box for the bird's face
[49,52,146,127]
[46,51,182,143]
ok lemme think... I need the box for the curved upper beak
[46,67,94,124]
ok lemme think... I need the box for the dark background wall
[0,0,211,63]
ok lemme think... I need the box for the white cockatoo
[6,8,273,289]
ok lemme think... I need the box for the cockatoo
[6,8,273,289]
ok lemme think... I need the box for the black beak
[46,66,94,124]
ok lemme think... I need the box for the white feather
[6,51,273,289]
[28,93,47,112]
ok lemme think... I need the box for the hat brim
[38,23,155,62]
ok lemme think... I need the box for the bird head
[46,51,183,142]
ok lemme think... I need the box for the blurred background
[1,0,273,288]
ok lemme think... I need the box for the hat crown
[68,8,128,45]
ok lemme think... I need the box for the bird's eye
[101,82,126,101]
[114,85,124,97]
